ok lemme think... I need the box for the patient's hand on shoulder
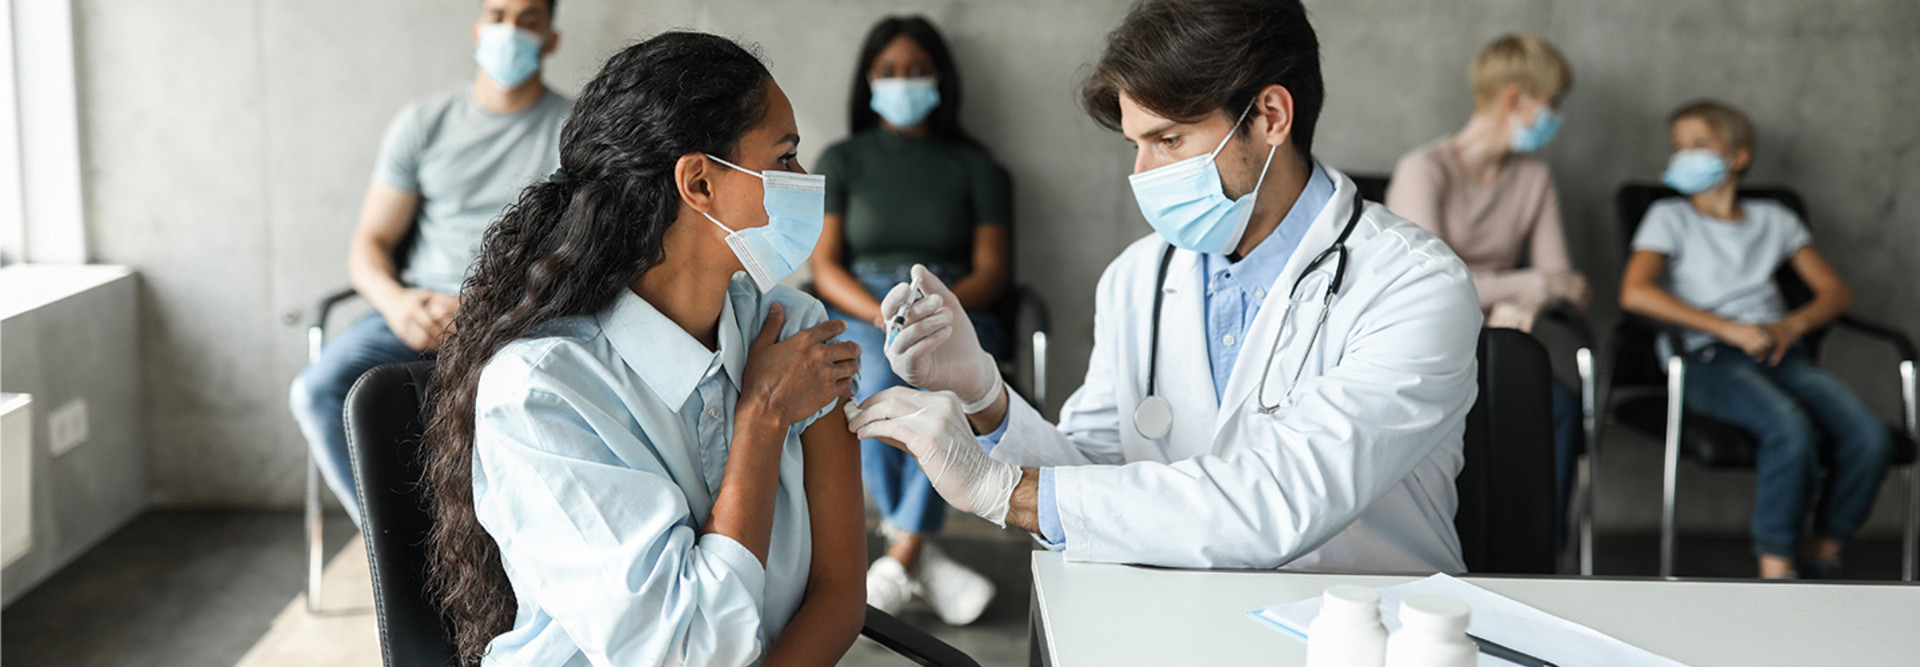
[741,304,861,428]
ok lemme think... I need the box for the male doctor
[848,0,1483,573]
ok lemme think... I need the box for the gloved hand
[877,264,1003,413]
[847,387,1021,527]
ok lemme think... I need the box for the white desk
[1029,551,1919,666]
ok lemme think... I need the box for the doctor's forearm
[1003,467,1042,534]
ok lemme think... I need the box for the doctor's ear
[1249,83,1296,149]
[673,154,719,213]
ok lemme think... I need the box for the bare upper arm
[970,224,1009,272]
[1786,245,1848,295]
[798,408,865,587]
[353,181,422,251]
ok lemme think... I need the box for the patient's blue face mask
[1509,106,1563,153]
[701,155,827,293]
[1662,149,1730,195]
[1127,102,1277,255]
[870,77,942,128]
[475,23,544,89]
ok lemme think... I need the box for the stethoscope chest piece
[1134,395,1174,439]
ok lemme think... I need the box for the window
[3,0,87,266]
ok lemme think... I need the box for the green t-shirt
[815,128,1009,269]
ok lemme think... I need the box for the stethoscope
[1133,190,1364,440]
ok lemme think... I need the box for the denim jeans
[1551,379,1582,550]
[288,313,431,529]
[1681,344,1893,558]
[831,263,1005,535]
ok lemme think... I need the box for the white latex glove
[877,264,1003,413]
[847,387,1021,527]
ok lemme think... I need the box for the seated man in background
[1384,33,1588,547]
[289,0,570,528]
[1619,100,1889,579]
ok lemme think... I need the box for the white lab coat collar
[1214,166,1362,429]
[598,288,746,408]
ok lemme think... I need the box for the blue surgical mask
[1127,102,1277,254]
[1662,149,1729,195]
[701,155,827,292]
[475,23,544,89]
[870,77,941,128]
[1509,106,1563,153]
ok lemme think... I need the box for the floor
[1,508,1909,666]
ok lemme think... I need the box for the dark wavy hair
[1083,0,1324,159]
[847,15,978,148]
[421,31,771,664]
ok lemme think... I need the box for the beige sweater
[1385,137,1572,310]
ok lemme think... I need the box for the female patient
[421,32,866,665]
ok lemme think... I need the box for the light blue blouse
[472,274,835,666]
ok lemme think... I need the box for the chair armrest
[860,605,980,667]
[310,287,362,331]
[1829,315,1917,361]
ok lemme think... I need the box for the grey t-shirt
[1631,198,1812,354]
[373,86,571,294]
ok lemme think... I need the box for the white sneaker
[865,556,913,615]
[913,543,995,626]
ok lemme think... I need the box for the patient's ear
[674,154,718,213]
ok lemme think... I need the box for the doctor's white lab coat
[992,167,1482,573]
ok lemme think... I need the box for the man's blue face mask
[869,77,942,128]
[475,23,544,89]
[1127,101,1277,255]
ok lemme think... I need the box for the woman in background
[809,15,1009,626]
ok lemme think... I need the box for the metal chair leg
[1576,347,1598,576]
[1660,357,1685,579]
[305,450,324,612]
[306,322,327,612]
[1900,360,1917,582]
[1030,331,1049,413]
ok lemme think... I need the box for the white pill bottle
[1304,585,1388,667]
[1383,595,1476,667]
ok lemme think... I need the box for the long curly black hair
[420,31,771,664]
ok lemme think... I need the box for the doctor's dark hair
[1083,0,1324,159]
[847,15,979,148]
[420,31,770,664]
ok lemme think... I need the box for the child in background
[1618,100,1890,579]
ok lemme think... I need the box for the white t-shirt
[1630,198,1812,353]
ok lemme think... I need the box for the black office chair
[1456,328,1559,575]
[344,361,980,667]
[1609,184,1919,579]
[1350,168,1604,573]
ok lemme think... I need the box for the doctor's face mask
[1127,100,1278,255]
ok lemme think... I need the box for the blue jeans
[832,263,1005,535]
[1551,379,1582,550]
[288,313,430,529]
[1682,344,1893,558]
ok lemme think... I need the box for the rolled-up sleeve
[472,353,768,666]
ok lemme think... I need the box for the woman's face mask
[870,77,941,128]
[1127,101,1277,255]
[700,155,827,292]
[1509,105,1563,153]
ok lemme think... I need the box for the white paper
[1248,574,1689,667]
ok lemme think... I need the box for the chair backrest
[1456,328,1558,574]
[1347,172,1391,204]
[1611,184,1820,388]
[345,361,457,667]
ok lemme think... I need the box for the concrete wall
[73,0,1919,534]
[1,267,146,605]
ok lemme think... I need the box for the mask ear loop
[1208,97,1262,158]
[697,153,768,234]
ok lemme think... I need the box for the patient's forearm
[759,589,863,666]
